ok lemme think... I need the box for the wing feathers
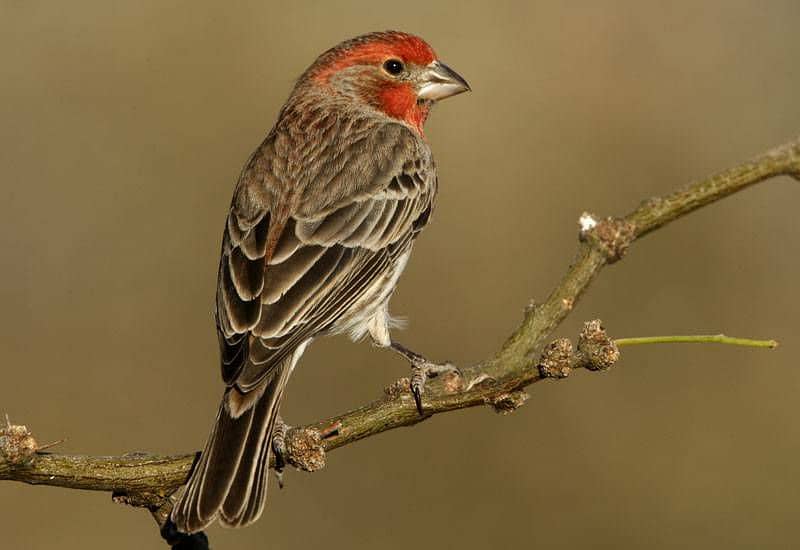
[255,245,349,340]
[261,245,327,305]
[270,219,302,264]
[239,212,270,260]
[228,247,265,301]
[220,261,261,333]
[182,120,437,530]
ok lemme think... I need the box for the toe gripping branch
[389,342,460,415]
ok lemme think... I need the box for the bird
[170,30,470,533]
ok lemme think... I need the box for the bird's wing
[216,121,436,394]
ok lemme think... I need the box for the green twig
[615,334,778,348]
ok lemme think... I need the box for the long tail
[170,363,290,533]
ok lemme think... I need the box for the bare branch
[1,136,797,527]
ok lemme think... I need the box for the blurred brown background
[2,1,799,548]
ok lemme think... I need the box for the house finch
[170,30,469,533]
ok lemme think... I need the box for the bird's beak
[417,61,471,101]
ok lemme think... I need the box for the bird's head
[299,31,470,134]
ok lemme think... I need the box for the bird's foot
[271,416,291,489]
[390,342,460,415]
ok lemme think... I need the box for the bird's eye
[383,59,405,76]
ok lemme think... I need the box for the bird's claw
[409,360,460,415]
[389,341,460,415]
[271,417,290,489]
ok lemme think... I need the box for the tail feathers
[219,390,278,526]
[171,366,287,533]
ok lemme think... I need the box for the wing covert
[215,120,437,392]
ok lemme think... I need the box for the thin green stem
[615,334,778,349]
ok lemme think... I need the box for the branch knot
[284,428,326,472]
[489,391,530,414]
[579,214,636,263]
[0,418,39,466]
[576,320,620,371]
[537,338,574,379]
[537,320,620,379]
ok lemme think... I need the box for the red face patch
[378,82,429,133]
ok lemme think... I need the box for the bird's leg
[389,341,460,415]
[271,415,290,489]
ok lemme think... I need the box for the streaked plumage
[171,31,469,533]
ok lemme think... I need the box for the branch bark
[2,137,798,530]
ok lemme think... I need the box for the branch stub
[577,320,620,371]
[0,421,39,466]
[538,338,574,379]
[285,428,326,472]
[489,391,530,414]
[580,216,636,263]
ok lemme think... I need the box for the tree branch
[2,137,798,534]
